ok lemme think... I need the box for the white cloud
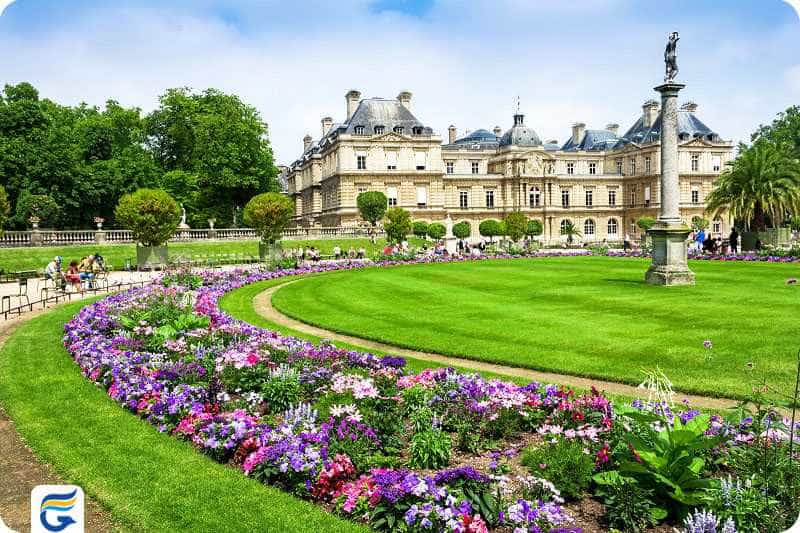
[0,0,15,16]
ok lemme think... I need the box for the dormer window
[374,126,385,135]
[412,126,423,135]
[393,126,404,134]
[354,126,365,135]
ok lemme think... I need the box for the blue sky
[1,0,799,163]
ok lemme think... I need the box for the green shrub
[412,221,429,238]
[593,472,662,532]
[521,438,594,501]
[427,222,446,240]
[478,219,503,242]
[691,216,710,230]
[115,188,181,247]
[504,212,528,242]
[357,191,388,228]
[702,475,777,533]
[409,428,451,469]
[636,216,657,231]
[243,192,294,245]
[409,407,434,434]
[401,385,432,416]
[526,219,543,237]
[452,221,471,239]
[261,365,301,413]
[384,207,411,244]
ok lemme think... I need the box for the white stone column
[656,82,684,224]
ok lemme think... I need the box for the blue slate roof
[342,98,432,135]
[616,109,719,148]
[443,128,499,150]
[561,129,619,152]
[499,113,542,147]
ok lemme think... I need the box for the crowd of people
[44,254,106,292]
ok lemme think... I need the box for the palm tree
[560,220,582,244]
[706,140,800,231]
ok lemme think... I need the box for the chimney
[448,125,456,144]
[303,134,312,151]
[321,116,333,137]
[493,125,502,137]
[571,122,586,145]
[605,123,619,136]
[642,100,660,128]
[681,101,698,112]
[345,90,361,121]
[397,91,412,110]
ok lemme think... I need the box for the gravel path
[254,281,739,411]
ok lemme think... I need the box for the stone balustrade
[0,227,386,248]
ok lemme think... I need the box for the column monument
[645,31,695,286]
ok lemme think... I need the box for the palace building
[285,90,734,243]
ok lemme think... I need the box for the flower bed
[607,249,800,262]
[63,259,799,532]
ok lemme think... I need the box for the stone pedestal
[645,80,695,286]
[95,230,106,244]
[444,237,458,255]
[645,224,695,285]
[30,229,43,246]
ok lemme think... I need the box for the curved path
[255,280,738,411]
[0,308,115,532]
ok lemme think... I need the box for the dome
[456,128,498,144]
[499,113,542,147]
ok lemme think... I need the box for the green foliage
[560,220,582,243]
[521,439,594,501]
[593,471,662,532]
[706,139,800,231]
[691,217,710,231]
[14,192,60,227]
[357,191,388,227]
[478,219,502,241]
[383,207,411,244]
[702,476,777,533]
[636,216,657,231]
[409,428,451,469]
[596,410,723,518]
[261,366,301,413]
[114,188,181,247]
[401,385,432,416]
[752,104,800,157]
[159,170,202,226]
[452,221,471,239]
[161,271,203,289]
[427,222,446,240]
[504,212,528,242]
[0,185,9,234]
[526,219,543,237]
[411,221,428,238]
[243,193,294,244]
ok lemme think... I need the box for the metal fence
[0,227,386,248]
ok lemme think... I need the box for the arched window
[560,219,572,233]
[607,218,618,236]
[529,186,541,207]
[584,219,595,236]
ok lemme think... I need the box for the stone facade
[285,90,734,244]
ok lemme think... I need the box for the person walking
[695,228,705,253]
[729,227,739,255]
[623,233,631,252]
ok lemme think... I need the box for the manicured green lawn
[272,257,800,399]
[0,301,364,533]
[0,237,423,273]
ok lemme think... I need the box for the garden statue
[179,204,190,229]
[664,31,679,82]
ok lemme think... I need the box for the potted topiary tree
[357,191,388,241]
[452,221,471,241]
[243,192,295,264]
[479,219,502,243]
[427,222,446,241]
[384,207,411,244]
[504,212,528,244]
[115,188,181,270]
[525,219,543,249]
[412,220,429,240]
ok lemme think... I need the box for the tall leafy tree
[752,105,800,157]
[504,212,528,242]
[706,140,800,230]
[146,88,278,225]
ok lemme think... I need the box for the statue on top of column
[664,31,679,82]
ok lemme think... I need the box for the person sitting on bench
[44,256,65,289]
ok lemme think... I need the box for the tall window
[387,186,398,207]
[529,186,540,207]
[485,190,495,208]
[566,162,575,175]
[561,189,570,208]
[630,221,637,235]
[607,218,618,236]
[416,186,427,207]
[386,151,397,170]
[471,161,480,174]
[459,190,469,209]
[354,125,365,135]
[712,155,721,172]
[691,187,700,204]
[691,153,699,172]
[629,158,636,175]
[616,159,623,175]
[644,186,651,207]
[584,219,595,236]
[645,156,651,174]
[415,151,426,170]
[713,219,721,233]
[629,188,636,207]
[446,161,454,174]
[608,189,617,206]
[585,189,593,207]
[588,162,597,175]
[356,154,367,170]
[374,125,385,135]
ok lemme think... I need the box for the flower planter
[136,245,169,270]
